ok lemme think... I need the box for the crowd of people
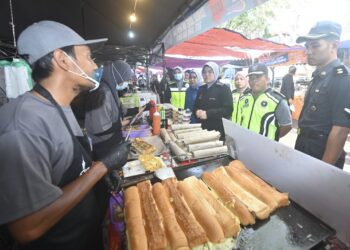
[0,18,350,249]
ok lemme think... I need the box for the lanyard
[33,84,92,164]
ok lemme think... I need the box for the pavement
[279,120,350,173]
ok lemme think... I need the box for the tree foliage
[220,0,292,39]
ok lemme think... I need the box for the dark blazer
[280,74,295,100]
[193,81,233,140]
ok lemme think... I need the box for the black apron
[17,84,103,250]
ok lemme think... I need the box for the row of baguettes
[124,160,289,249]
[201,160,289,226]
[124,178,240,250]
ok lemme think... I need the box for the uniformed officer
[169,66,187,109]
[193,62,233,141]
[232,71,250,123]
[238,63,292,141]
[295,21,350,169]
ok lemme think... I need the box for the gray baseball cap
[17,20,108,64]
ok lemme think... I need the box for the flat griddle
[121,156,335,249]
[173,156,335,250]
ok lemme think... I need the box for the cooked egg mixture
[192,238,237,250]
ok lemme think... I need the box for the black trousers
[295,134,345,169]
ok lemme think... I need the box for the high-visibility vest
[232,91,241,123]
[170,88,186,109]
[238,89,283,140]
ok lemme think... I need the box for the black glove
[104,171,122,193]
[100,140,131,171]
[144,102,151,111]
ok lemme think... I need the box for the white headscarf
[191,68,203,86]
[202,62,219,80]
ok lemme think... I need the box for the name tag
[209,98,216,100]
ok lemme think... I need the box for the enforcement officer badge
[232,95,237,103]
[261,101,268,107]
[243,99,249,107]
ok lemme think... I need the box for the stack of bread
[124,160,289,250]
[160,124,228,161]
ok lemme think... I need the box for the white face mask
[117,81,129,90]
[174,73,183,81]
[63,52,102,91]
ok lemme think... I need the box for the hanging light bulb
[130,13,137,22]
[128,30,135,39]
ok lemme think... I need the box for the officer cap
[296,21,342,43]
[247,63,268,76]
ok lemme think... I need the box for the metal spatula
[154,167,176,180]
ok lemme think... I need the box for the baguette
[162,178,208,248]
[225,163,278,211]
[137,181,167,250]
[152,183,190,250]
[211,167,271,220]
[201,172,255,226]
[178,181,225,243]
[228,160,289,207]
[124,186,148,250]
[183,177,240,238]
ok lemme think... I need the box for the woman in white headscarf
[193,62,233,141]
[232,71,250,123]
[185,69,202,123]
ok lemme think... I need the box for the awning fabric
[166,28,292,59]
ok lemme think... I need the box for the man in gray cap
[0,21,130,249]
[295,21,350,169]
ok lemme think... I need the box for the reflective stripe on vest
[232,92,242,123]
[170,88,186,109]
[239,92,279,140]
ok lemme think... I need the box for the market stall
[105,104,349,249]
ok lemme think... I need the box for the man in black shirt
[295,21,350,169]
[280,65,296,105]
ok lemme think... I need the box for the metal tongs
[124,106,146,141]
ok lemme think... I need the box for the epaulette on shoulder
[333,65,349,76]
[216,81,225,86]
[239,92,251,101]
[266,89,285,103]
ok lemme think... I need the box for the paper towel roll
[169,141,190,161]
[192,146,228,158]
[160,128,171,144]
[182,131,220,145]
[171,123,202,131]
[187,140,223,152]
[176,130,208,139]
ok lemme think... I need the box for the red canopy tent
[164,28,304,68]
